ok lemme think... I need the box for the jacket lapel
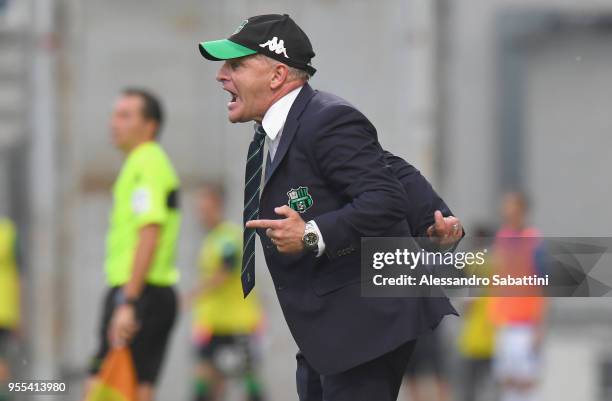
[262,83,316,192]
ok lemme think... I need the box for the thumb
[274,205,297,218]
[433,210,445,229]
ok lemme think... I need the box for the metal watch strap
[303,221,319,252]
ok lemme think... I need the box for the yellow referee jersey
[104,141,181,287]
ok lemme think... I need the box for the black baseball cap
[198,14,316,76]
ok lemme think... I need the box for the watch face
[304,232,318,247]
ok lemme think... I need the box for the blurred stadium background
[1,0,612,400]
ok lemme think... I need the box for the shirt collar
[261,85,304,141]
[127,140,156,160]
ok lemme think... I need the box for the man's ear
[144,120,158,140]
[270,63,289,90]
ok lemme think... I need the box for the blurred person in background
[402,329,450,401]
[184,184,265,401]
[84,88,181,401]
[0,217,20,401]
[456,225,497,401]
[489,192,546,401]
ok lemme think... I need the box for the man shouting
[198,14,460,401]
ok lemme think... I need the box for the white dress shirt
[261,85,326,257]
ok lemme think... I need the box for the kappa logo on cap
[259,37,289,58]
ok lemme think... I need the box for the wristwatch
[302,221,319,253]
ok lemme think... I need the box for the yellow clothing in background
[194,222,262,335]
[458,260,496,359]
[0,218,20,329]
[458,297,496,359]
[104,141,181,287]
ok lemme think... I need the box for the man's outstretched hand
[246,205,306,254]
[246,208,463,253]
[426,210,463,246]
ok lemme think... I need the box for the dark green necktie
[242,124,266,297]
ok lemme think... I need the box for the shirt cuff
[308,220,326,257]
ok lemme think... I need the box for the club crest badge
[287,186,313,213]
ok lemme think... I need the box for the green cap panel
[199,39,257,61]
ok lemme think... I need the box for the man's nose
[216,62,229,82]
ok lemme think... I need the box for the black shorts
[89,285,177,384]
[0,328,10,358]
[197,334,259,377]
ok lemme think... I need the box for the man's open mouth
[225,88,238,105]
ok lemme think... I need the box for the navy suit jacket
[257,83,457,375]
[382,151,461,249]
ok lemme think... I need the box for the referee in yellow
[86,88,181,401]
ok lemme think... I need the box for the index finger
[246,219,282,229]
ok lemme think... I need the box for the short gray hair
[287,65,311,82]
[257,54,311,82]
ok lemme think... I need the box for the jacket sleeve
[309,105,410,260]
[383,150,465,251]
[382,150,453,237]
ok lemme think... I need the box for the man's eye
[229,60,241,70]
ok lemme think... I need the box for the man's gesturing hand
[246,205,306,254]
[426,210,463,246]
